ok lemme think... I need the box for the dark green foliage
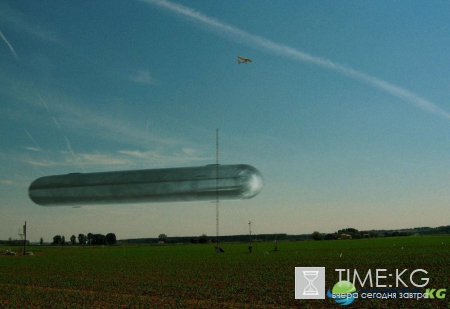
[78,234,86,245]
[52,235,62,245]
[106,233,116,245]
[198,234,209,244]
[312,231,323,240]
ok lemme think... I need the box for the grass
[1,236,449,308]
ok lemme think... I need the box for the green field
[1,236,449,308]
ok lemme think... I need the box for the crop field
[1,236,449,308]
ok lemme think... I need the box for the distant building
[340,234,352,239]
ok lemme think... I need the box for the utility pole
[23,221,26,255]
[248,221,253,254]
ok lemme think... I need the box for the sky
[1,0,450,242]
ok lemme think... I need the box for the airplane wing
[237,56,252,64]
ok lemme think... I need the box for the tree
[78,234,86,245]
[97,234,107,245]
[312,231,323,241]
[70,235,76,245]
[61,236,66,245]
[53,235,62,245]
[338,228,359,238]
[391,231,400,237]
[90,234,107,245]
[40,237,44,246]
[199,234,209,244]
[158,234,167,242]
[87,233,93,245]
[106,233,116,245]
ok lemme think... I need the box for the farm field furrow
[1,236,449,308]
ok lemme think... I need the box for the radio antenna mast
[215,128,220,252]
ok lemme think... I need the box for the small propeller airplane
[237,56,252,64]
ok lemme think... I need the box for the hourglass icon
[302,270,319,295]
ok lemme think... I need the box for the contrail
[0,30,18,60]
[52,116,85,172]
[143,0,450,120]
[52,116,61,130]
[36,93,85,171]
[23,129,41,151]
[23,128,55,167]
[37,93,50,112]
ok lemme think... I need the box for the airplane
[237,56,252,64]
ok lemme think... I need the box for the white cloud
[14,147,207,171]
[79,153,132,166]
[119,149,209,166]
[129,70,157,85]
[182,148,197,156]
[12,149,130,170]
[21,146,40,152]
[5,83,179,149]
[119,150,150,159]
[4,84,209,170]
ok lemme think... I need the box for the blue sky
[1,0,449,242]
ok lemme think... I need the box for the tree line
[52,233,116,245]
[311,225,450,240]
[120,233,289,245]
